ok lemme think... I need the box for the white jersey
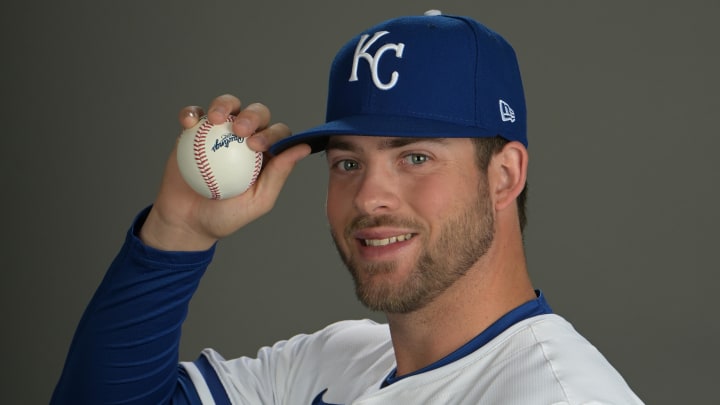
[181,314,643,404]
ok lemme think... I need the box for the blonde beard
[332,181,494,314]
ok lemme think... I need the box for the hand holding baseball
[177,115,263,200]
[140,94,311,251]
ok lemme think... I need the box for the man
[51,11,643,404]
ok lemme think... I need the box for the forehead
[326,135,465,152]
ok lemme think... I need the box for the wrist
[138,207,217,252]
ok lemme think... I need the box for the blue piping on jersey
[177,366,204,404]
[194,354,233,405]
[381,290,553,388]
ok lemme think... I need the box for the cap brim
[269,114,501,155]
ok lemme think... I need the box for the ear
[488,141,528,212]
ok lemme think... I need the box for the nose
[353,164,401,215]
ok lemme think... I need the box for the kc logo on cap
[349,31,405,91]
[270,11,528,155]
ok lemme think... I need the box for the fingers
[177,95,294,153]
[233,102,271,137]
[206,94,243,124]
[178,106,204,129]
[178,95,274,134]
[178,94,244,128]
[247,122,291,152]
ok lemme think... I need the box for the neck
[385,228,535,377]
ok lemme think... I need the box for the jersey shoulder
[502,314,644,404]
[369,314,643,405]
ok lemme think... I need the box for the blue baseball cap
[270,10,527,155]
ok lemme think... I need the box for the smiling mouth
[362,233,415,247]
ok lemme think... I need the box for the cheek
[409,175,482,236]
[409,177,457,216]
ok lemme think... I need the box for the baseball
[177,115,263,200]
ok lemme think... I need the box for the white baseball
[177,115,263,200]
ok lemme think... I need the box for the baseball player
[51,11,644,404]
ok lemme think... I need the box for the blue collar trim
[381,290,552,388]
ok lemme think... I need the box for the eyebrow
[325,137,448,152]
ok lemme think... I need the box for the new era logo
[499,100,515,123]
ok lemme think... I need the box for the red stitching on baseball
[193,116,234,200]
[249,151,263,190]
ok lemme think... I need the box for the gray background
[2,1,718,403]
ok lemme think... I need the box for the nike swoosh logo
[311,388,343,405]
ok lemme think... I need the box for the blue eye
[405,154,429,165]
[337,159,360,171]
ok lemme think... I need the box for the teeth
[364,233,413,247]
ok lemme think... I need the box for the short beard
[331,180,495,314]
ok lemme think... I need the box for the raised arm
[50,95,310,404]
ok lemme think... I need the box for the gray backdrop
[2,1,718,403]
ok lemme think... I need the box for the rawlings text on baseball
[177,116,263,200]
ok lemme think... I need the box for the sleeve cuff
[126,205,217,267]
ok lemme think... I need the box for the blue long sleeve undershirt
[50,207,212,404]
